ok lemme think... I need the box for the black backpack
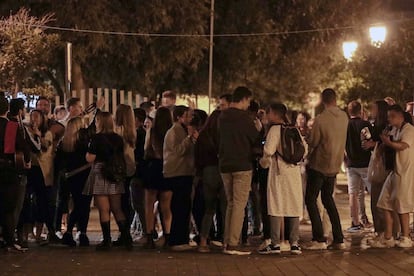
[273,124,305,165]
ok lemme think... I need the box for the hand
[380,134,391,145]
[32,127,41,137]
[24,161,31,169]
[192,130,199,140]
[362,139,376,150]
[97,97,105,110]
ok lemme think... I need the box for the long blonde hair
[62,117,83,152]
[115,104,136,147]
[96,112,114,134]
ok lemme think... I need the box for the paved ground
[2,175,414,275]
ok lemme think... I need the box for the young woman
[57,117,93,247]
[258,103,306,255]
[164,105,198,251]
[26,109,55,244]
[372,105,414,248]
[194,110,226,253]
[83,111,132,250]
[114,104,136,246]
[143,107,173,248]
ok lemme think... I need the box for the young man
[218,86,260,255]
[161,91,177,112]
[36,96,65,147]
[61,97,84,126]
[218,94,232,111]
[345,101,372,232]
[163,105,198,251]
[0,97,31,252]
[305,88,348,250]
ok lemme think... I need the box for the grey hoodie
[308,106,348,176]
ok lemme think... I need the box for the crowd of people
[0,87,414,256]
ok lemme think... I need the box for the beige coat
[260,125,307,217]
[37,131,54,186]
[308,106,348,176]
[163,123,194,178]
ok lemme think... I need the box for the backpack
[102,136,127,183]
[274,124,305,165]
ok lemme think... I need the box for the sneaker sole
[258,250,281,255]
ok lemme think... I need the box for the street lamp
[342,41,358,61]
[369,26,387,47]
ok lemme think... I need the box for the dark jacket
[195,128,218,171]
[345,117,372,168]
[218,108,259,173]
[135,126,146,177]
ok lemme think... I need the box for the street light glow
[369,26,386,47]
[343,41,358,61]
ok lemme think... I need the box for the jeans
[270,216,299,245]
[121,177,135,227]
[67,169,92,233]
[221,170,252,246]
[168,176,193,246]
[258,168,270,240]
[305,168,344,244]
[347,167,370,224]
[371,180,386,233]
[192,177,204,237]
[200,166,226,239]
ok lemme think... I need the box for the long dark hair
[151,107,173,147]
[374,100,389,130]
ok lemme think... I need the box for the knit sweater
[163,122,195,178]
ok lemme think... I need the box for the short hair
[347,101,362,117]
[66,97,81,109]
[134,108,147,123]
[232,86,252,103]
[139,101,154,109]
[173,105,189,122]
[321,88,336,104]
[36,96,50,106]
[162,90,177,100]
[0,96,8,115]
[219,94,232,103]
[54,105,66,115]
[9,98,25,116]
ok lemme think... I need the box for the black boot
[96,222,111,251]
[118,220,133,250]
[144,233,155,249]
[163,233,170,249]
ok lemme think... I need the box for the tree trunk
[72,62,86,95]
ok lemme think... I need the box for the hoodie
[308,106,348,176]
[218,108,259,173]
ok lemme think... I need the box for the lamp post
[369,26,387,47]
[342,41,358,61]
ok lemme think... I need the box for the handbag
[367,143,389,183]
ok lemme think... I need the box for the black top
[87,133,124,162]
[135,126,146,177]
[55,128,91,171]
[345,117,372,168]
[0,117,31,165]
[195,128,218,170]
[218,108,260,173]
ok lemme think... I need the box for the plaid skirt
[83,163,125,195]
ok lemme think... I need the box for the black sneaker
[6,243,28,253]
[258,244,281,255]
[62,233,76,247]
[112,235,123,247]
[347,224,363,233]
[48,233,61,244]
[79,233,90,247]
[290,245,302,255]
[16,241,29,250]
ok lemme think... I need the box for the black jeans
[258,168,270,240]
[0,168,20,246]
[305,168,344,244]
[121,177,134,227]
[67,169,92,233]
[168,176,193,246]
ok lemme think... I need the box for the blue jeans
[305,168,344,243]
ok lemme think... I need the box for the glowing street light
[369,26,387,47]
[342,41,358,61]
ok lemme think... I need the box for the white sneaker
[280,241,291,252]
[370,236,395,248]
[258,239,271,251]
[304,241,327,250]
[223,245,251,256]
[210,240,223,247]
[396,236,413,248]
